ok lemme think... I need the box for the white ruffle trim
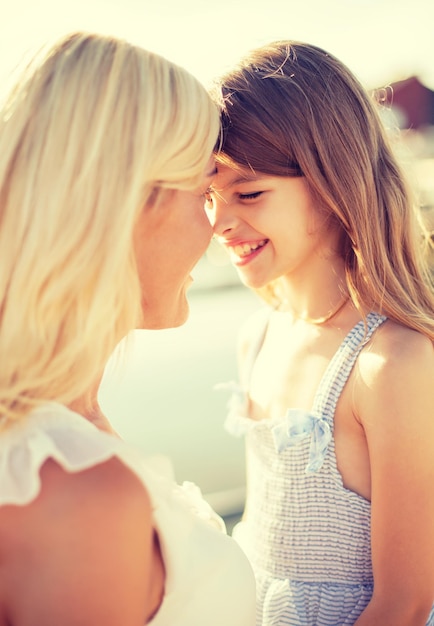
[0,403,225,533]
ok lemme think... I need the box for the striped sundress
[220,311,434,626]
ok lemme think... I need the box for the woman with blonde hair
[0,31,256,625]
[206,41,434,625]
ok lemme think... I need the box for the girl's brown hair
[212,41,434,339]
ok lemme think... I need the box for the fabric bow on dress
[271,408,332,474]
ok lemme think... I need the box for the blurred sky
[1,0,434,96]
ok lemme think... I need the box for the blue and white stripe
[223,311,434,625]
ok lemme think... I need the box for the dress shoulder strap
[311,312,387,421]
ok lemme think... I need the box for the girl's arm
[354,324,434,625]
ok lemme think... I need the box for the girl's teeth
[234,244,253,256]
[233,240,266,257]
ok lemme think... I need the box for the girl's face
[134,156,216,329]
[205,163,340,291]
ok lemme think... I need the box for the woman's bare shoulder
[0,457,155,625]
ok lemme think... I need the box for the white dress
[0,403,256,626]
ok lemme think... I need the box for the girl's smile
[226,238,269,265]
[205,163,340,291]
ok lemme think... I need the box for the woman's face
[134,157,216,329]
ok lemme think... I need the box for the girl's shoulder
[358,318,434,382]
[238,305,272,353]
[354,318,434,428]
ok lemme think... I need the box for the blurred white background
[1,0,434,91]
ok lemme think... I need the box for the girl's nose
[205,196,238,237]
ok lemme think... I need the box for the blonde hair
[0,31,219,422]
[212,41,434,340]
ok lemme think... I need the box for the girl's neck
[288,294,350,325]
[276,260,349,325]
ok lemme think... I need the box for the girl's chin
[236,270,267,291]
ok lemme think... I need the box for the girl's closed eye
[239,191,263,201]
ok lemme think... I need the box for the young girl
[206,41,434,625]
[0,32,256,625]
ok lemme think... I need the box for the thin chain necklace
[289,295,350,325]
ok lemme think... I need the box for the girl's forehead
[213,163,263,188]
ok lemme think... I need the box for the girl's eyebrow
[230,175,258,186]
[220,174,264,190]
